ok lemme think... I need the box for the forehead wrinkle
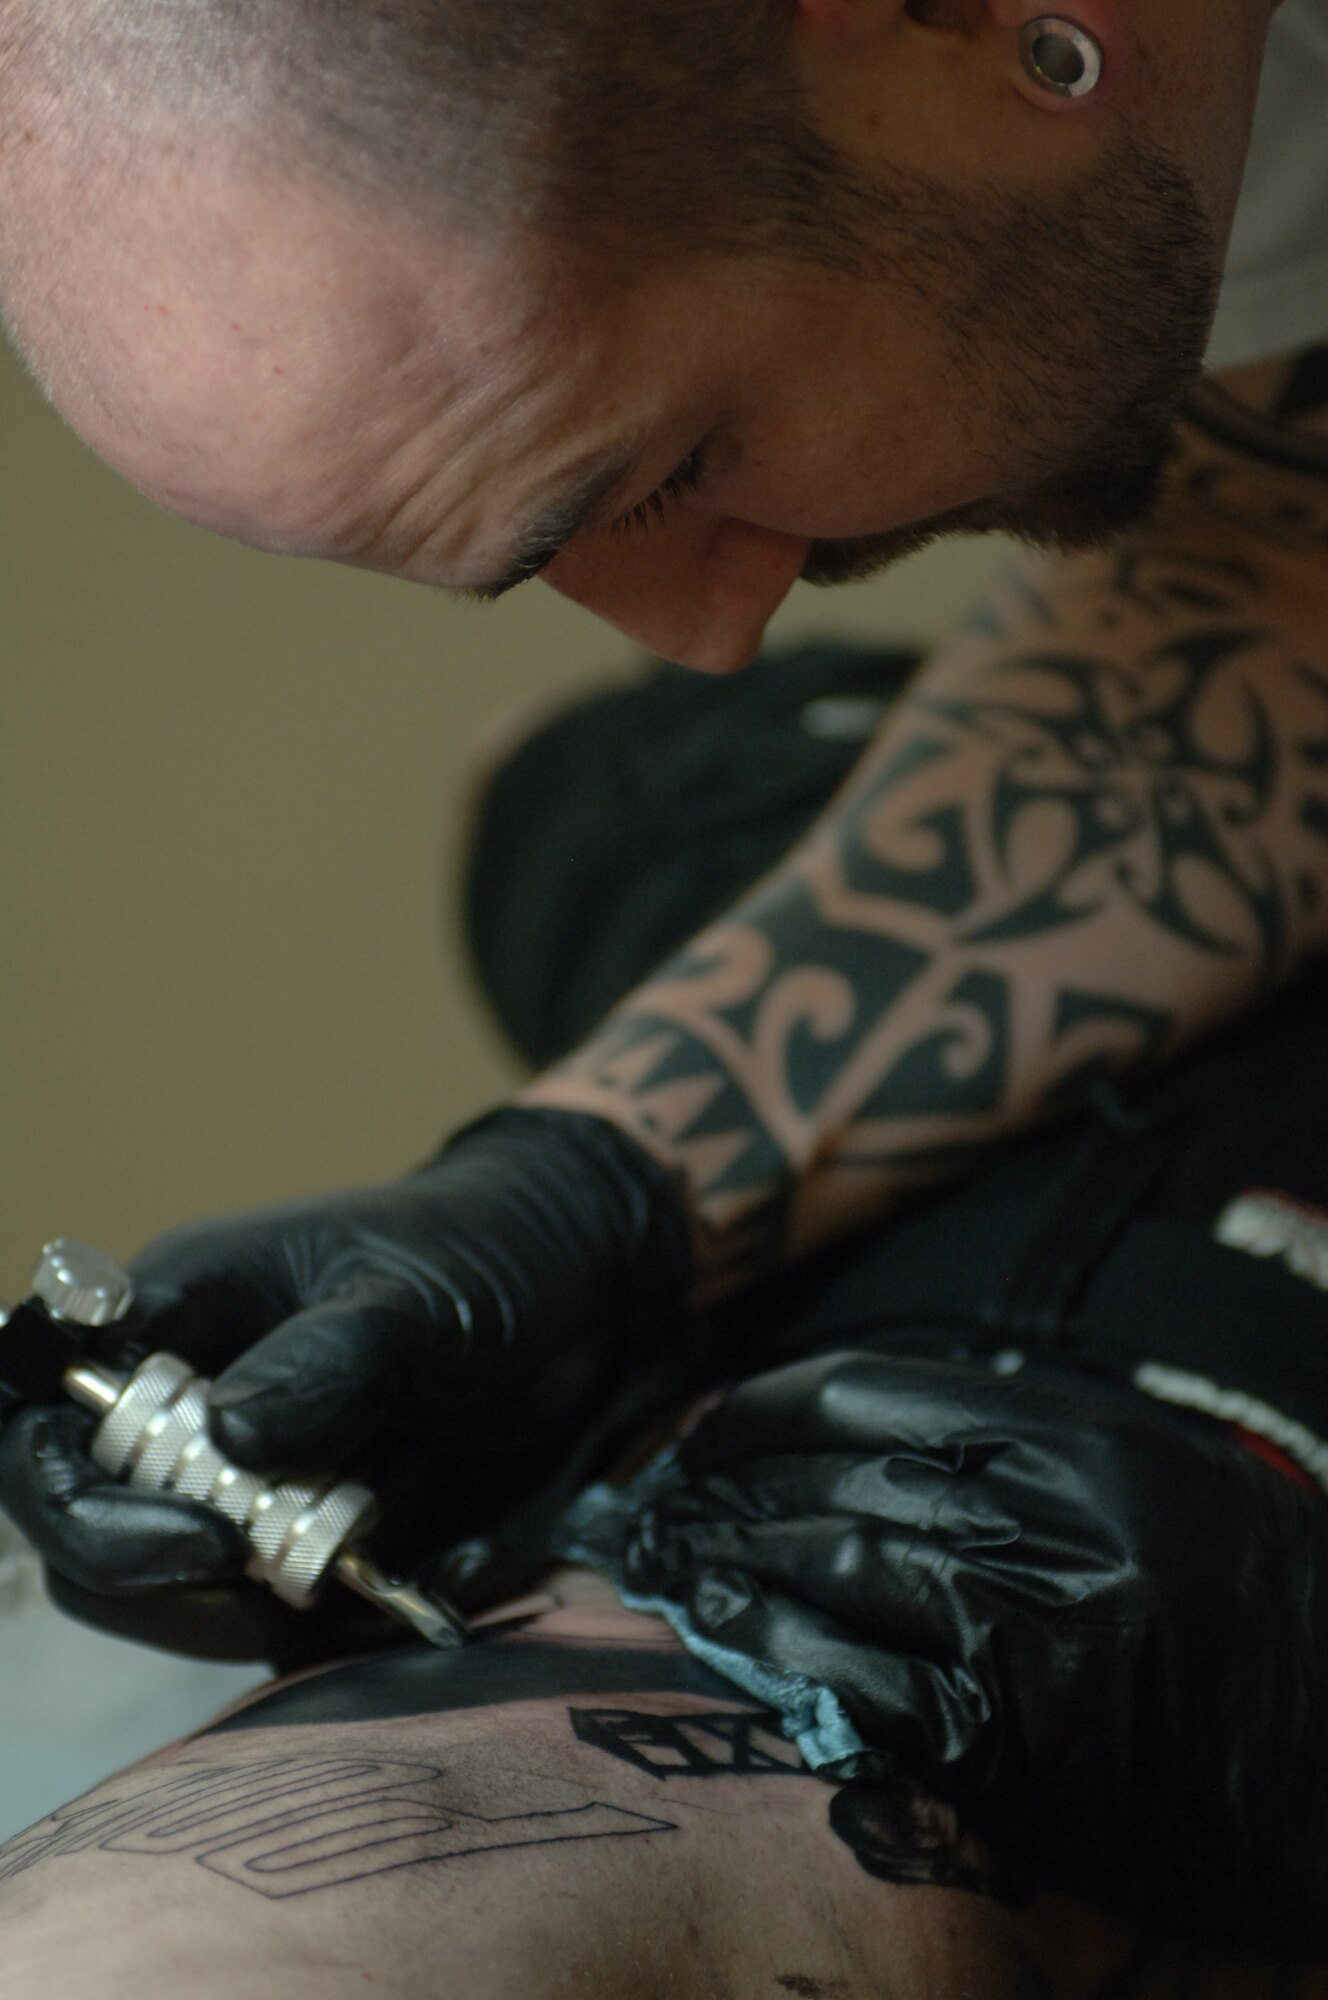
[315,409,475,564]
[197,305,538,559]
[338,436,644,587]
[492,445,645,582]
[22,139,550,543]
[321,414,503,571]
[332,296,655,580]
[329,331,584,571]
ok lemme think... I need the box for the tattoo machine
[0,1240,472,1649]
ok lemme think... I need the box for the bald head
[0,0,1272,666]
[0,0,863,291]
[0,0,892,478]
[1,132,597,597]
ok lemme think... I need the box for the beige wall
[2,341,1012,1302]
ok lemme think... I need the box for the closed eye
[611,447,708,535]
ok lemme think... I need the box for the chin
[801,389,1189,591]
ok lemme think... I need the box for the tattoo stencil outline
[571,1706,1013,1903]
[0,1754,677,1900]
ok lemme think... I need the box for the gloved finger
[0,1403,248,1593]
[679,1352,1016,1472]
[662,1440,1133,1583]
[420,1532,563,1619]
[44,1567,411,1672]
[644,1449,1019,1544]
[626,1511,1005,1659]
[121,1227,302,1374]
[206,1280,436,1475]
[421,1468,597,1614]
[638,1482,1127,1638]
[668,1568,996,1793]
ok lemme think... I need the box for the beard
[799,127,1220,589]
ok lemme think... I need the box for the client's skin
[0,1572,1319,2000]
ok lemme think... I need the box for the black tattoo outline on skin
[0,1754,677,1901]
[0,1705,1011,1912]
[569,1705,807,1779]
[570,1706,1017,1905]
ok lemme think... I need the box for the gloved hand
[0,1108,692,1666]
[571,1349,1328,1955]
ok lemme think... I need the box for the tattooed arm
[525,377,1328,1292]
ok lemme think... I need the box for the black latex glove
[0,1108,692,1666]
[576,1349,1327,1956]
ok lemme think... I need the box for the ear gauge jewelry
[1019,17,1104,97]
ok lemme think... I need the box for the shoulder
[1194,347,1328,464]
[1154,344,1328,592]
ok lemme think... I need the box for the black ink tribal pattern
[914,639,1308,963]
[532,511,1328,1287]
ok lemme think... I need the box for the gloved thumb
[206,1280,436,1475]
[0,1402,248,1594]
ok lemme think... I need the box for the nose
[542,511,813,672]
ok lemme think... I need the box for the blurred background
[1,332,1012,1834]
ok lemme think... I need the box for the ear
[984,0,1123,106]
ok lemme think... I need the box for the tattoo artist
[2,0,1327,1956]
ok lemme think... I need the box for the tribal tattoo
[527,486,1328,1289]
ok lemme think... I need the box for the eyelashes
[611,447,707,535]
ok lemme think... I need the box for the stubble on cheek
[798,129,1218,588]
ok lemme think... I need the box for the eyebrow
[461,448,644,602]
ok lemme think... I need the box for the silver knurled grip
[84,1352,378,1607]
[24,1238,470,1645]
